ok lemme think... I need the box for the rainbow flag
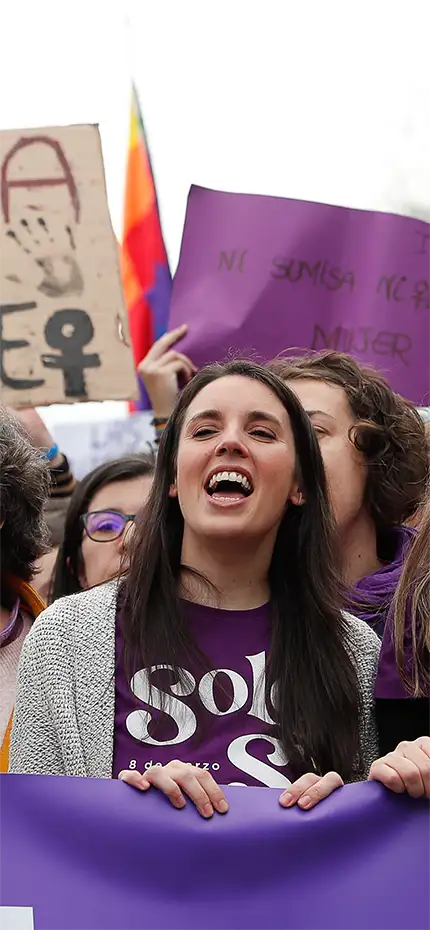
[121,84,171,409]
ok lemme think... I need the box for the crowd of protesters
[1,334,429,818]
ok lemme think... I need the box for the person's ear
[168,482,178,498]
[290,487,305,507]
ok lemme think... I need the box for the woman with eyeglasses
[49,454,155,602]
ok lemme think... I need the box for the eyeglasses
[81,510,136,542]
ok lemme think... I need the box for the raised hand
[137,324,197,419]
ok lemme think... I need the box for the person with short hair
[270,351,428,636]
[10,406,77,546]
[8,406,78,602]
[0,406,50,771]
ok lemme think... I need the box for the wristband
[42,443,59,462]
[49,453,70,475]
[152,417,169,436]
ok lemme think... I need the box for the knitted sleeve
[8,602,81,776]
[342,612,381,781]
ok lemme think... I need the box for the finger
[138,351,195,381]
[279,773,321,807]
[194,769,229,814]
[118,769,151,791]
[157,350,197,374]
[370,752,428,798]
[168,768,218,818]
[138,358,195,384]
[397,737,430,761]
[416,737,430,759]
[369,760,408,794]
[143,767,187,809]
[395,742,430,795]
[296,772,344,810]
[144,326,188,360]
[162,359,194,378]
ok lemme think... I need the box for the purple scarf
[348,526,414,638]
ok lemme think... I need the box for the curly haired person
[0,406,50,771]
[270,351,428,634]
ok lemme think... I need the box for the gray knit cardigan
[9,580,381,780]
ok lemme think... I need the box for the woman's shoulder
[39,578,119,622]
[24,580,119,654]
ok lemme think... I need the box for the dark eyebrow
[186,408,284,429]
[186,409,222,427]
[306,409,336,421]
[246,410,283,428]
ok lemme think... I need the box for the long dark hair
[121,361,362,779]
[50,453,155,602]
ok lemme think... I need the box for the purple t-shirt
[113,601,295,788]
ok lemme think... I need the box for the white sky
[1,0,429,423]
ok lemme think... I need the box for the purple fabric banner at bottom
[1,775,429,930]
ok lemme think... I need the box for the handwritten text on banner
[169,186,430,404]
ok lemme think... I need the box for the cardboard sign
[0,125,138,405]
[169,186,430,405]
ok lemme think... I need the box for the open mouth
[205,470,254,502]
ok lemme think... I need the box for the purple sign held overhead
[169,186,430,404]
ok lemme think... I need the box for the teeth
[207,471,252,491]
[211,496,242,502]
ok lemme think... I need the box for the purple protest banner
[169,186,430,404]
[1,775,429,930]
